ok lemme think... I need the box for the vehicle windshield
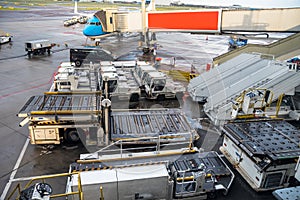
[152,79,166,91]
[107,80,117,93]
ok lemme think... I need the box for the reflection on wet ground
[0,5,289,199]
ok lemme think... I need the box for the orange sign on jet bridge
[147,10,221,33]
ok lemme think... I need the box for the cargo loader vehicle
[9,145,235,200]
[17,92,195,146]
[220,88,300,192]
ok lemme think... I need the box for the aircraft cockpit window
[88,22,101,26]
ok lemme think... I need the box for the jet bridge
[188,53,300,126]
[92,8,300,36]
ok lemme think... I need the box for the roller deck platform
[18,94,101,118]
[222,120,300,161]
[110,109,194,142]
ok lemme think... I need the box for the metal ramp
[213,32,300,66]
[188,53,300,126]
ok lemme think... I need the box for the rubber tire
[157,94,165,101]
[64,129,81,144]
[130,93,139,102]
[95,41,100,46]
[75,60,82,67]
[28,52,32,59]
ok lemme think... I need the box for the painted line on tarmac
[0,71,57,100]
[1,138,29,200]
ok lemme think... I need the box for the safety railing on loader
[79,135,195,161]
[7,173,84,200]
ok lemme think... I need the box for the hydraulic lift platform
[110,109,195,143]
[221,119,300,191]
[222,120,300,161]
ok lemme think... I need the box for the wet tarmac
[0,5,283,200]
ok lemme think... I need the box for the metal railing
[79,135,194,162]
[7,173,84,200]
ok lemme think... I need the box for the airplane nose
[83,25,104,36]
[83,26,90,36]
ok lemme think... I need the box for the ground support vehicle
[272,156,300,199]
[132,63,157,88]
[287,57,300,69]
[219,88,300,192]
[17,93,196,146]
[25,40,54,58]
[132,63,186,100]
[228,35,248,49]
[63,16,86,27]
[0,33,12,44]
[63,18,78,26]
[51,62,99,92]
[144,71,185,100]
[17,93,103,146]
[52,60,185,101]
[188,53,300,126]
[220,119,300,192]
[99,61,142,101]
[9,147,235,200]
[70,47,114,67]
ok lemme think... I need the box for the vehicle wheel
[75,60,82,67]
[28,52,32,59]
[207,191,216,199]
[95,41,100,46]
[130,93,139,102]
[157,94,165,101]
[47,49,51,55]
[64,128,81,144]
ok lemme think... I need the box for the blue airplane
[83,15,106,37]
[83,0,152,38]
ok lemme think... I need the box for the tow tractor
[220,88,300,192]
[228,35,248,49]
[8,144,235,200]
[144,71,185,100]
[0,33,12,44]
